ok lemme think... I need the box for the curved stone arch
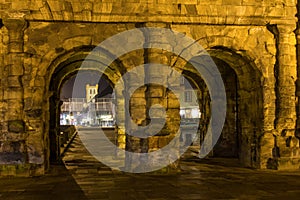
[48,56,121,93]
[196,34,275,77]
[206,46,267,168]
[194,27,275,62]
[41,45,128,165]
[33,46,93,90]
[208,47,262,89]
[171,45,266,167]
[196,32,276,127]
[35,44,128,105]
[40,47,119,82]
[34,32,124,83]
[208,46,275,128]
[167,45,264,166]
[207,36,258,62]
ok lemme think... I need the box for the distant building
[86,84,98,102]
[179,76,201,119]
[60,84,114,127]
[179,76,201,146]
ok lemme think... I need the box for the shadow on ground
[0,164,87,200]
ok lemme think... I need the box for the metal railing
[60,98,114,112]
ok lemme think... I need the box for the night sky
[60,71,113,99]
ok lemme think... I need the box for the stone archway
[45,47,125,166]
[208,47,264,168]
[177,46,264,168]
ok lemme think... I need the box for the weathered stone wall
[0,0,299,175]
[0,0,296,24]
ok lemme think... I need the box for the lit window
[180,76,185,85]
[184,91,192,102]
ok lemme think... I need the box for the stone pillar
[122,24,181,173]
[292,22,300,169]
[115,94,126,150]
[296,25,300,131]
[3,18,27,119]
[272,25,298,169]
[124,66,147,171]
[115,83,126,158]
[143,23,181,173]
[276,25,297,130]
[0,18,29,175]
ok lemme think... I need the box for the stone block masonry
[0,0,299,176]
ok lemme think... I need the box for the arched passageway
[208,48,264,167]
[177,47,263,168]
[46,47,124,165]
[45,43,263,170]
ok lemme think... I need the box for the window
[184,91,192,102]
[180,76,185,85]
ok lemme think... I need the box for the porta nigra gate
[0,0,300,176]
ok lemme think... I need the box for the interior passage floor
[1,129,300,200]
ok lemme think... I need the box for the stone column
[276,25,297,130]
[272,25,298,169]
[0,18,27,174]
[122,23,181,172]
[124,65,147,171]
[296,25,300,131]
[143,23,181,173]
[115,89,126,150]
[293,22,300,169]
[2,18,27,121]
[115,83,126,164]
[3,18,27,120]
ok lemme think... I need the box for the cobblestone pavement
[1,129,300,200]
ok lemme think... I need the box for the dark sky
[60,71,113,99]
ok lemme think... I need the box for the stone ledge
[22,14,296,27]
[267,157,300,170]
[0,163,44,177]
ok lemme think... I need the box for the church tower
[86,84,98,102]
